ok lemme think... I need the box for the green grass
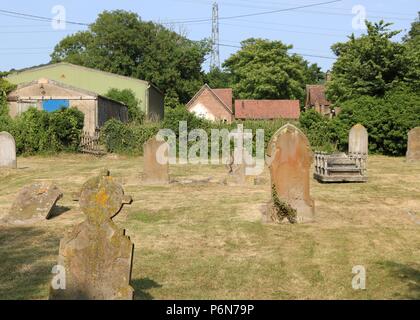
[0,154,419,299]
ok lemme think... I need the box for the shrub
[100,119,160,155]
[10,107,84,155]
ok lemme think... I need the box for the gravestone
[406,127,420,161]
[264,124,314,223]
[224,153,246,185]
[49,170,134,300]
[348,124,368,156]
[142,136,169,184]
[0,132,17,169]
[4,182,63,224]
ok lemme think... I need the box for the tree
[223,38,322,102]
[204,67,232,89]
[105,88,144,123]
[326,20,407,103]
[51,10,210,105]
[401,14,420,92]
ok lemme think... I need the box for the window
[42,99,69,112]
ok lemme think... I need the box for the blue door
[42,99,69,112]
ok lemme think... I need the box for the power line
[0,9,90,26]
[162,0,343,24]
[217,43,336,60]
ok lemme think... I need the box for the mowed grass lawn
[0,154,419,300]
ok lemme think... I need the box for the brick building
[186,84,234,123]
[234,100,300,120]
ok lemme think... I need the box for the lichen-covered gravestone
[142,136,169,184]
[406,127,420,161]
[49,170,134,300]
[264,124,315,223]
[0,131,17,169]
[4,182,63,224]
[348,124,368,156]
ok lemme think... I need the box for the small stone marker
[264,124,315,223]
[348,124,368,156]
[406,127,420,161]
[0,131,17,169]
[4,182,63,224]
[142,136,169,184]
[224,153,246,185]
[50,170,134,300]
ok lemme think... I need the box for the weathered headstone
[348,124,368,156]
[142,136,169,184]
[264,124,314,223]
[3,182,63,224]
[348,124,368,175]
[406,127,420,161]
[224,153,246,185]
[0,131,17,169]
[50,170,134,300]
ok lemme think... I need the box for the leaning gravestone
[348,124,368,156]
[3,182,63,224]
[264,124,315,223]
[0,132,17,169]
[406,127,420,161]
[50,170,134,300]
[142,136,169,184]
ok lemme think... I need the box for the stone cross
[142,136,169,184]
[0,131,17,169]
[264,124,315,223]
[406,127,420,161]
[49,170,134,300]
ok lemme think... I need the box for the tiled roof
[212,88,233,112]
[234,100,300,120]
[306,85,331,107]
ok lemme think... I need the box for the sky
[0,0,418,72]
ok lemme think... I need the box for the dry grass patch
[0,154,418,299]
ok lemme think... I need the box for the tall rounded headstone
[406,127,420,161]
[0,131,17,169]
[264,124,315,223]
[348,124,368,156]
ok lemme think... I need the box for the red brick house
[186,84,234,123]
[305,85,336,117]
[234,100,300,120]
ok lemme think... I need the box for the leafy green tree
[105,88,144,123]
[326,21,407,103]
[204,67,232,89]
[51,10,210,105]
[401,14,420,92]
[223,38,322,102]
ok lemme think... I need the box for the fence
[79,131,106,156]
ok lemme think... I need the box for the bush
[336,86,420,155]
[100,119,160,155]
[299,86,420,156]
[11,107,84,155]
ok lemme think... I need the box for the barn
[7,78,128,134]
